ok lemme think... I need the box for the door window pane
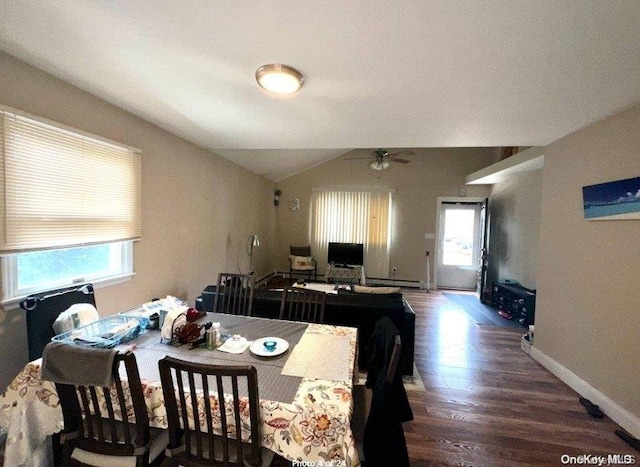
[442,209,475,266]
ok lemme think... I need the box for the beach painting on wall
[582,176,640,220]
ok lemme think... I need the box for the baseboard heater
[367,277,424,289]
[263,271,424,289]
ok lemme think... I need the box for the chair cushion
[353,285,401,294]
[71,427,169,466]
[290,255,314,270]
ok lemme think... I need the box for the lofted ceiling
[1,1,639,181]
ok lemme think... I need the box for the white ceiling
[1,1,639,182]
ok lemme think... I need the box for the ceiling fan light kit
[255,64,305,94]
[346,148,415,170]
[370,159,391,170]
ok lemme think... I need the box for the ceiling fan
[346,148,414,170]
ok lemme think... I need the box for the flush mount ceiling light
[255,64,305,94]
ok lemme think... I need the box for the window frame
[0,105,140,308]
[1,241,134,308]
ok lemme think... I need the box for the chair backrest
[387,334,402,384]
[213,273,255,316]
[279,287,326,323]
[365,316,413,422]
[55,352,151,465]
[158,356,263,466]
[20,283,96,360]
[363,318,412,466]
[289,245,311,257]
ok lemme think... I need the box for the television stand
[326,265,365,284]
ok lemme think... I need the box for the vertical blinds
[311,190,392,278]
[0,108,142,254]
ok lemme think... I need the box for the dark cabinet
[491,280,536,326]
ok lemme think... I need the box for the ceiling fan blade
[347,149,414,165]
[388,150,415,158]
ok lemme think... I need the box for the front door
[436,201,484,290]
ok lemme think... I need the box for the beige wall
[487,170,543,290]
[0,52,275,386]
[276,148,498,282]
[536,103,640,428]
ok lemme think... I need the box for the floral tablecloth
[0,322,359,466]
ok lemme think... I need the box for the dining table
[0,311,360,466]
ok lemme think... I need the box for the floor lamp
[247,234,259,273]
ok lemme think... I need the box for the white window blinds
[0,107,142,254]
[311,189,392,278]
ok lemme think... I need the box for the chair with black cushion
[288,246,317,282]
[213,272,255,316]
[363,316,413,467]
[279,287,326,324]
[158,356,274,466]
[55,351,168,466]
[19,283,96,361]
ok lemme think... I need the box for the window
[311,189,392,278]
[441,208,476,266]
[0,105,141,302]
[4,242,132,298]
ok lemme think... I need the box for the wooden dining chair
[386,334,402,384]
[158,356,274,466]
[55,351,169,466]
[279,287,327,324]
[363,317,413,466]
[213,272,255,316]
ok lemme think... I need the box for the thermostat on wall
[289,198,300,211]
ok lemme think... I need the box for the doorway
[435,198,486,290]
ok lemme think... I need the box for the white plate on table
[250,337,289,357]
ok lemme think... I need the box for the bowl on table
[262,340,277,352]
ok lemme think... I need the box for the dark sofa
[196,285,415,376]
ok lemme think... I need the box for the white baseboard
[530,346,640,438]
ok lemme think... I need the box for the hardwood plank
[400,289,636,466]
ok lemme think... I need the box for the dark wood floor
[402,288,635,466]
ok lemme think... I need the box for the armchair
[288,245,317,281]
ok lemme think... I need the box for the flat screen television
[327,242,364,267]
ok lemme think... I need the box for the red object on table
[186,308,205,322]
